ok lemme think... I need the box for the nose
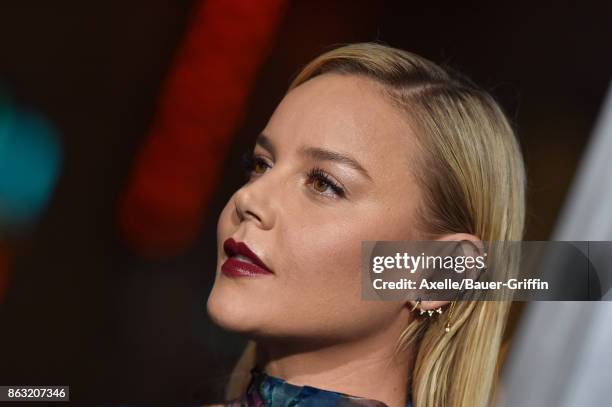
[233,175,276,230]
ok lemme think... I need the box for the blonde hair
[225,43,526,407]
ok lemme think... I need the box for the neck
[256,310,414,407]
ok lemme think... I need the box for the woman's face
[207,73,425,343]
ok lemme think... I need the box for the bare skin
[207,73,460,406]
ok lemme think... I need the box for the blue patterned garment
[225,367,412,407]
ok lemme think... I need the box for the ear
[406,232,484,311]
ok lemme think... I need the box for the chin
[206,285,266,335]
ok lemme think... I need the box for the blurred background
[0,1,610,406]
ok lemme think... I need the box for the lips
[221,238,273,277]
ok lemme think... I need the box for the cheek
[284,220,363,289]
[273,212,400,337]
[282,204,410,283]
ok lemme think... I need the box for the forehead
[262,73,417,177]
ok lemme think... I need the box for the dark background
[0,1,610,406]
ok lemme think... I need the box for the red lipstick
[221,238,273,277]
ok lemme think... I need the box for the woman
[206,42,526,407]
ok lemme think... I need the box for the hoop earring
[411,298,422,312]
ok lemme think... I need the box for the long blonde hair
[225,43,526,407]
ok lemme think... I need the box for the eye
[307,167,346,198]
[252,159,268,175]
[241,152,271,179]
[312,178,328,193]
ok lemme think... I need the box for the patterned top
[223,367,412,407]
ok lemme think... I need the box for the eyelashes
[240,151,346,198]
[305,167,346,197]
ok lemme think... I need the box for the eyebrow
[255,133,372,181]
